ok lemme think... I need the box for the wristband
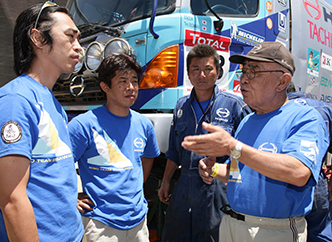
[210,163,219,178]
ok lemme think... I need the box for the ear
[30,29,43,49]
[100,82,109,93]
[276,73,292,92]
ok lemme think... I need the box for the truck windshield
[67,0,175,27]
[191,0,258,15]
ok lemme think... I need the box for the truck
[54,0,332,236]
[54,0,332,155]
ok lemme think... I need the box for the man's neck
[104,102,130,117]
[194,88,214,102]
[26,60,60,90]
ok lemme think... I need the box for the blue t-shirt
[68,106,160,230]
[227,101,329,218]
[0,74,84,242]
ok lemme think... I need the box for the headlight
[85,42,104,71]
[73,48,85,74]
[104,38,132,57]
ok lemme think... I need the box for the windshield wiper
[78,22,125,38]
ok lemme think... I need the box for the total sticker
[1,121,22,143]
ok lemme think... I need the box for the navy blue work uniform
[288,91,332,242]
[162,85,251,242]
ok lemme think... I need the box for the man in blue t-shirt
[182,42,329,242]
[287,82,332,242]
[0,3,84,242]
[69,54,160,242]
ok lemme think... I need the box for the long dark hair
[13,3,71,76]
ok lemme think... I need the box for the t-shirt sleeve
[0,94,39,159]
[68,117,90,162]
[143,120,160,158]
[282,108,329,184]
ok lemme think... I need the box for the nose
[240,73,249,85]
[74,38,82,53]
[199,70,207,77]
[126,81,137,90]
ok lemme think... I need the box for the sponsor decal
[307,20,332,47]
[320,94,332,103]
[278,12,286,33]
[1,121,22,143]
[307,48,320,77]
[321,76,332,88]
[321,52,332,71]
[303,0,321,20]
[184,29,231,52]
[230,21,265,46]
[233,80,241,93]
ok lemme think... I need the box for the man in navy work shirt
[159,43,251,242]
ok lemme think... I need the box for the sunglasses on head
[34,1,59,30]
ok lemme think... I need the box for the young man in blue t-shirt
[0,3,84,242]
[69,54,160,242]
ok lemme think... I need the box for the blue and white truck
[54,0,332,157]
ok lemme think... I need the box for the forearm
[2,198,39,242]
[142,157,154,182]
[0,155,39,241]
[161,159,178,185]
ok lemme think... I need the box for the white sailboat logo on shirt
[32,105,71,156]
[87,128,133,168]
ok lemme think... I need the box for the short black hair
[13,3,71,76]
[186,44,220,70]
[98,54,142,95]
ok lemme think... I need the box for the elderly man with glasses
[182,41,329,242]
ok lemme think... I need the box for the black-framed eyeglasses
[34,1,58,30]
[236,69,285,80]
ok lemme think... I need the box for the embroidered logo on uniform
[215,108,230,122]
[177,108,183,119]
[1,121,22,143]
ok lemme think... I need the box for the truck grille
[53,75,106,106]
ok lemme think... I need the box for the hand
[199,157,216,184]
[158,182,171,204]
[77,193,95,213]
[181,122,236,157]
